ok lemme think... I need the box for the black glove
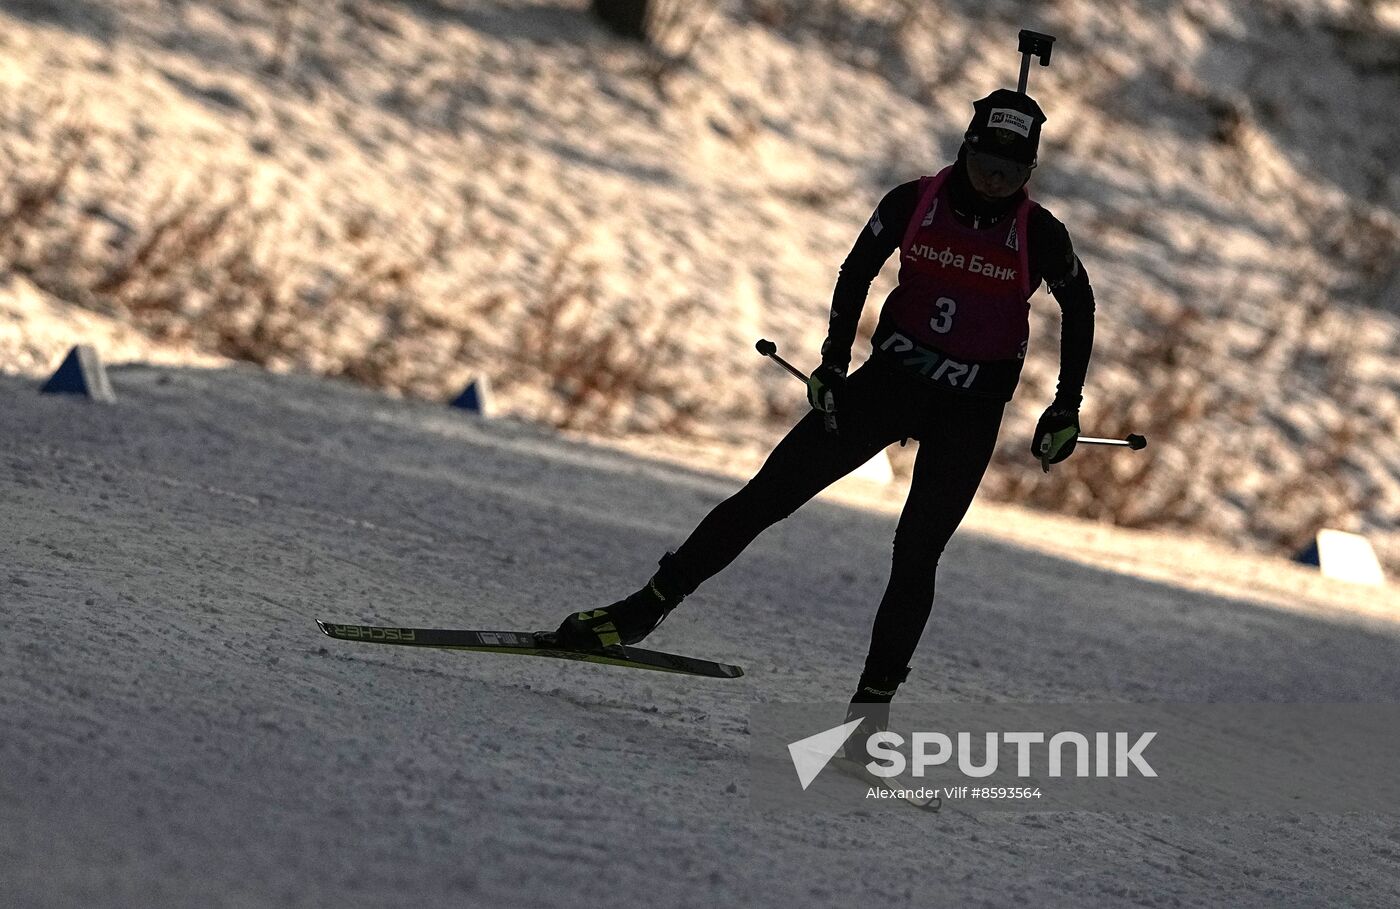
[806,364,846,433]
[1031,403,1079,472]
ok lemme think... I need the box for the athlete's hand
[806,364,845,434]
[1031,403,1079,472]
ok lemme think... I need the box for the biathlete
[556,86,1096,750]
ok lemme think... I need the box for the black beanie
[964,89,1047,165]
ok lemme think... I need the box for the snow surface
[4,365,1400,908]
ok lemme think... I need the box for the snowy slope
[4,366,1400,908]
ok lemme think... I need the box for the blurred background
[2,0,1397,575]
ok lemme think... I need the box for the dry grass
[737,0,958,101]
[0,102,92,279]
[505,246,706,434]
[980,273,1383,563]
[1,2,1396,573]
[0,88,1384,563]
[0,95,706,435]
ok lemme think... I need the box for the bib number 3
[930,296,957,334]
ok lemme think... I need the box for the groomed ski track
[3,365,1399,908]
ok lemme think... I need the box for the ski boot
[841,667,910,765]
[552,553,694,650]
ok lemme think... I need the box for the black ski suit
[669,156,1096,687]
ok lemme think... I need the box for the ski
[316,621,744,679]
[829,757,943,811]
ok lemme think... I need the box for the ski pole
[1079,434,1148,450]
[755,338,838,434]
[754,338,806,382]
[1041,432,1146,473]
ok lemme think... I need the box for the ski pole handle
[754,338,807,383]
[1079,434,1148,451]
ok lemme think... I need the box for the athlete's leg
[858,395,1006,685]
[556,363,908,649]
[668,363,907,589]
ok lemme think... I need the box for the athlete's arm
[1029,207,1095,408]
[819,181,919,372]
